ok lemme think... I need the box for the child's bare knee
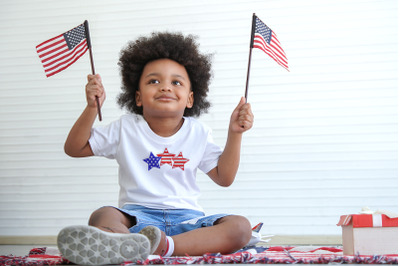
[217,215,252,249]
[88,207,132,233]
[88,206,118,226]
[232,216,252,244]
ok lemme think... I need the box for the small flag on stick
[244,13,289,100]
[36,21,102,121]
[253,15,289,71]
[36,23,88,78]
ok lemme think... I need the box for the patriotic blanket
[0,246,397,265]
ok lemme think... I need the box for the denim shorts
[116,204,229,236]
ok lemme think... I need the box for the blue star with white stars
[143,152,161,171]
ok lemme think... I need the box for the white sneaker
[139,226,167,256]
[57,225,151,265]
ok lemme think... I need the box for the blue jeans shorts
[115,204,229,236]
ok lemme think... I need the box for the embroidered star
[172,152,189,171]
[157,148,176,166]
[143,152,161,171]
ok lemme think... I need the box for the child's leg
[87,207,169,256]
[86,207,251,256]
[172,215,251,255]
[88,206,134,233]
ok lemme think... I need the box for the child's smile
[155,93,177,102]
[136,59,193,119]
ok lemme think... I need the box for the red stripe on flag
[270,38,288,63]
[253,36,289,70]
[44,41,86,72]
[36,37,65,54]
[45,49,88,77]
[44,42,88,77]
[40,45,69,64]
[43,40,87,69]
[254,36,287,65]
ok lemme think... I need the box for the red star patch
[172,152,189,171]
[157,148,176,166]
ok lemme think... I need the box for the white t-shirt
[89,114,222,212]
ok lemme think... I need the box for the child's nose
[160,85,172,92]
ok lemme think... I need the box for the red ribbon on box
[337,214,398,228]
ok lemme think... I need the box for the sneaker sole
[57,225,150,265]
[139,226,161,255]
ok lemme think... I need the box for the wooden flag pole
[84,20,102,121]
[244,13,257,101]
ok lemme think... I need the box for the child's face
[136,58,193,119]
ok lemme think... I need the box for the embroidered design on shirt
[143,148,189,171]
[172,152,190,170]
[157,148,176,166]
[143,152,161,170]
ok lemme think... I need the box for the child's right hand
[86,74,106,108]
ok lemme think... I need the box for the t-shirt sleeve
[88,120,121,159]
[198,130,222,174]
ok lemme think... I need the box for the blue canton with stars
[255,17,272,44]
[63,24,86,50]
[143,152,161,170]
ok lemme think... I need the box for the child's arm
[207,97,253,186]
[64,74,106,157]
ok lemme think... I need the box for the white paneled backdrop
[0,0,397,240]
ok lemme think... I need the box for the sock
[163,236,174,257]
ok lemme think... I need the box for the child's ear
[186,91,194,108]
[135,90,142,107]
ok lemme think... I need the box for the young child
[59,32,254,265]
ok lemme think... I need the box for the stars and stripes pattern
[172,152,190,171]
[157,148,176,166]
[143,152,161,171]
[253,16,289,71]
[144,148,189,171]
[36,23,88,77]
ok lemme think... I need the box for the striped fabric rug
[125,246,398,265]
[0,246,398,265]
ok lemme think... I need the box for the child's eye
[149,79,160,84]
[172,81,182,86]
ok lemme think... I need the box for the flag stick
[84,20,102,121]
[244,13,257,101]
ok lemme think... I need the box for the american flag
[36,23,88,77]
[253,16,289,71]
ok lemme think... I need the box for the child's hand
[86,74,106,108]
[229,97,254,133]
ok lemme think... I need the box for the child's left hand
[229,97,254,133]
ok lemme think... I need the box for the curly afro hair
[117,32,213,117]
